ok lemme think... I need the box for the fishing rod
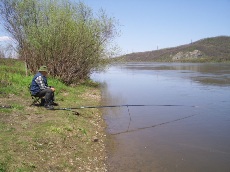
[51,104,198,111]
[0,104,197,110]
[0,104,198,135]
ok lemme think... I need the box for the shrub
[0,0,119,84]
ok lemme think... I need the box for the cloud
[0,36,12,41]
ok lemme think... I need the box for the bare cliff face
[172,50,203,61]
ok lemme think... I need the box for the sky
[0,0,230,55]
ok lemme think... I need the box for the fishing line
[50,104,198,133]
[50,104,198,135]
[111,114,197,135]
[126,105,132,132]
[1,104,198,135]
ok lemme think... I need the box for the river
[91,62,230,172]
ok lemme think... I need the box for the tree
[0,0,119,84]
[0,45,5,58]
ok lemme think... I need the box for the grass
[0,58,107,171]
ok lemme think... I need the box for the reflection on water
[92,62,230,172]
[124,62,230,86]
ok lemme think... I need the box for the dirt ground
[0,88,108,171]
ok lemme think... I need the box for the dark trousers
[36,88,54,105]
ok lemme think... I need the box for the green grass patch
[0,58,106,171]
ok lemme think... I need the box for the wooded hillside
[117,36,230,62]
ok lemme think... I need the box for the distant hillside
[116,36,230,62]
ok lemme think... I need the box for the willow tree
[0,0,119,84]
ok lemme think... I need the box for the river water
[91,62,230,172]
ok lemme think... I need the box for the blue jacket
[30,72,49,95]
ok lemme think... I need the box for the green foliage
[0,58,28,96]
[0,0,119,84]
[78,128,87,135]
[0,162,7,172]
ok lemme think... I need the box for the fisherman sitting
[30,66,57,109]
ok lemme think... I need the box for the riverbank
[0,58,107,171]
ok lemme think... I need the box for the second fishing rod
[49,104,198,111]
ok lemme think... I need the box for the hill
[116,36,230,62]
